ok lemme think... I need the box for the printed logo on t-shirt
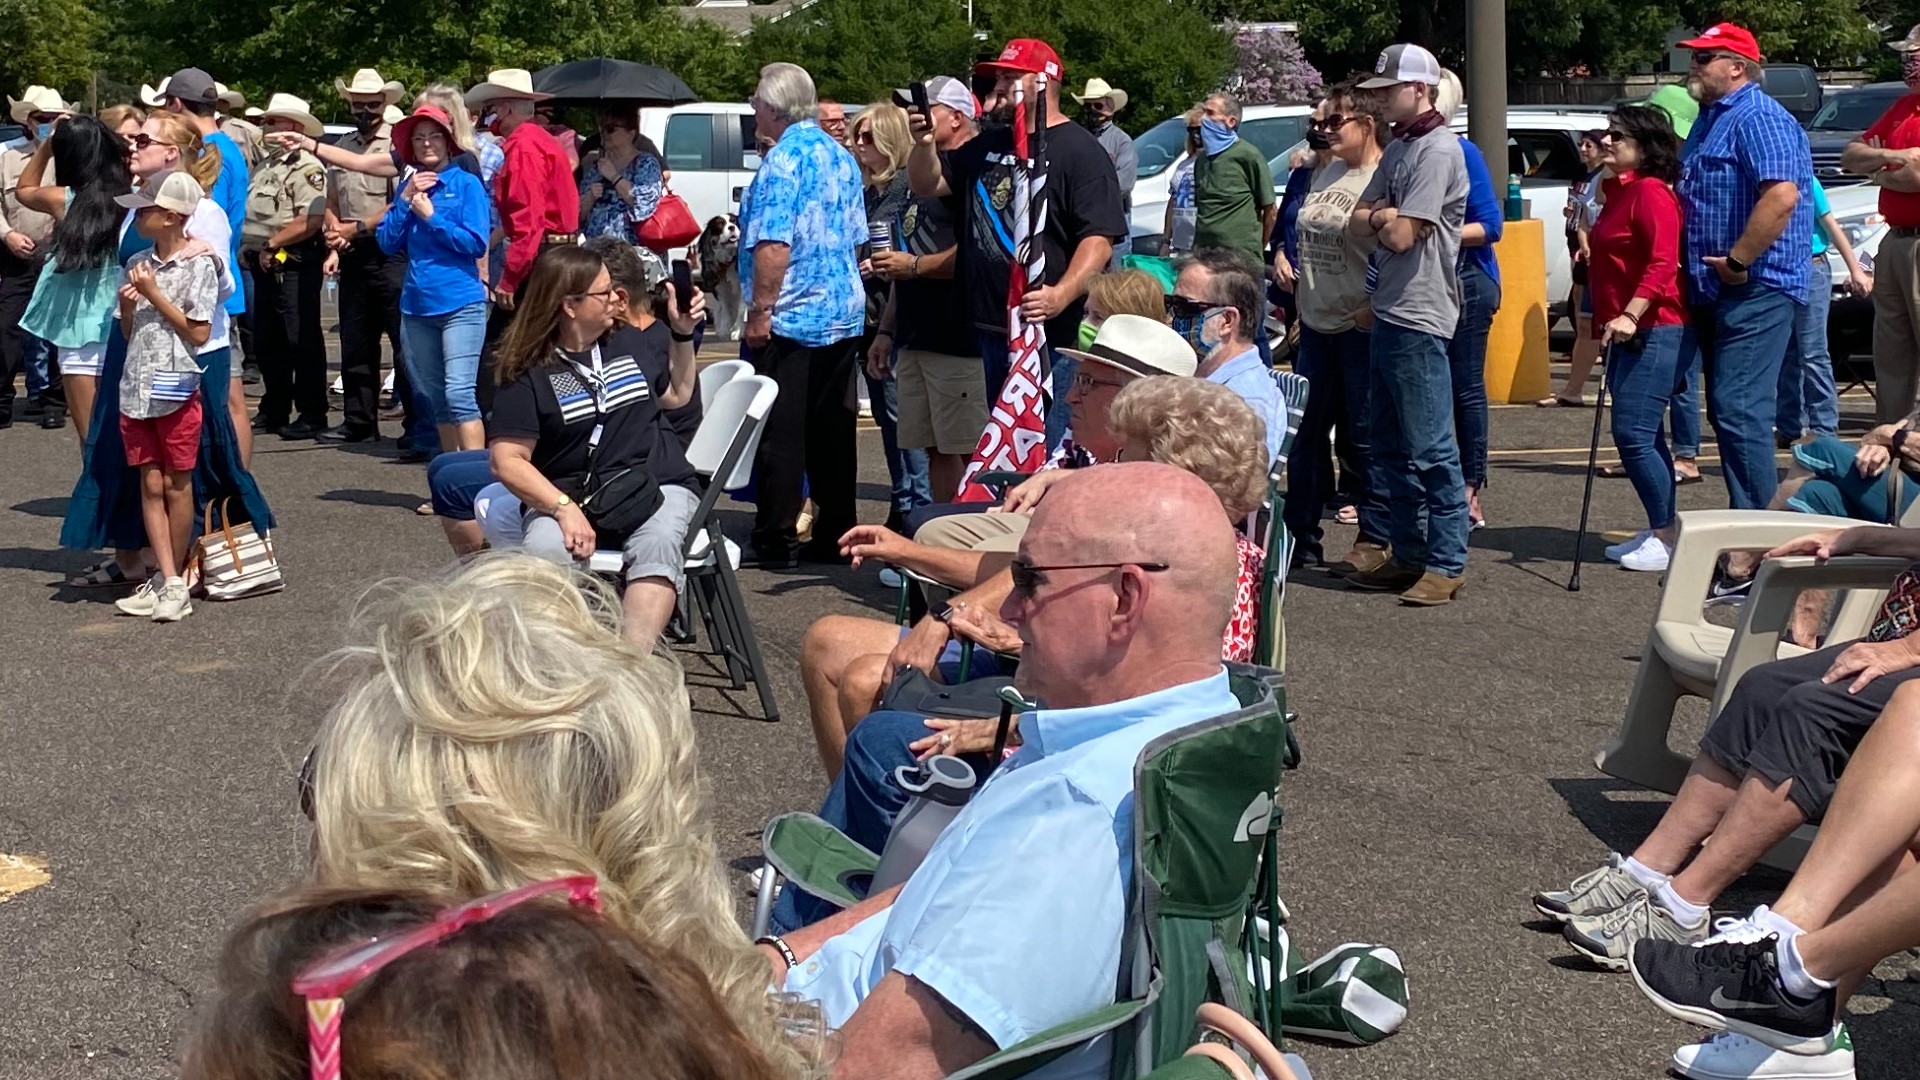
[550,353,651,425]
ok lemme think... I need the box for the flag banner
[955,75,1051,502]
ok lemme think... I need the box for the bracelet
[874,329,894,340]
[910,254,921,278]
[1622,310,1641,324]
[757,935,798,972]
[670,329,696,342]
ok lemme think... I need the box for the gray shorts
[522,483,700,587]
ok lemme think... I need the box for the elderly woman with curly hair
[299,554,823,1077]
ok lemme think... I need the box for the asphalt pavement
[0,357,1916,1080]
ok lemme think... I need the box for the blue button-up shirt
[1208,346,1282,464]
[785,671,1242,1080]
[738,119,865,347]
[1677,81,1813,305]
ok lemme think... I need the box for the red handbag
[636,188,701,253]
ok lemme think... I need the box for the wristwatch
[552,493,575,515]
[1723,253,1749,274]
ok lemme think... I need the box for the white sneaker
[1620,534,1672,572]
[1672,1027,1854,1080]
[151,579,192,623]
[114,575,162,617]
[1606,529,1652,562]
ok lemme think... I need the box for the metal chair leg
[716,556,780,722]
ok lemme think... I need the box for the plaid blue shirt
[739,119,866,347]
[1677,81,1813,305]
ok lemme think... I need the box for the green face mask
[1077,319,1099,350]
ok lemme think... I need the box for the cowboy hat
[255,92,325,137]
[138,78,169,108]
[215,82,246,111]
[464,68,551,108]
[1056,314,1198,380]
[1071,78,1128,112]
[335,68,406,105]
[8,85,75,126]
[382,104,406,125]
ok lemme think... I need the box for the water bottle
[870,755,977,890]
[1504,174,1524,222]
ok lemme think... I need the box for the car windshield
[1134,117,1188,179]
[1809,88,1907,132]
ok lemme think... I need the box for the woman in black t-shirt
[487,245,707,650]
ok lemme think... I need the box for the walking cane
[1567,342,1615,593]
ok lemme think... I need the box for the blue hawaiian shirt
[738,119,865,346]
[1677,81,1813,305]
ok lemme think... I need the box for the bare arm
[489,439,571,513]
[752,242,790,308]
[1875,166,1920,194]
[1259,201,1278,248]
[1838,525,1920,561]
[267,208,324,249]
[283,132,401,178]
[1379,211,1432,255]
[1054,234,1114,305]
[766,884,906,976]
[1841,138,1910,177]
[1349,198,1386,239]
[16,140,64,218]
[907,125,950,198]
[831,973,998,1080]
[1728,181,1798,265]
[912,242,958,279]
[1820,212,1870,284]
[1461,222,1489,246]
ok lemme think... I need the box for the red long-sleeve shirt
[1587,171,1687,335]
[495,121,580,293]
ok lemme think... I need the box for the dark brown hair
[182,886,786,1080]
[495,245,609,384]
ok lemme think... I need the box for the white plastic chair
[698,359,752,411]
[588,374,782,720]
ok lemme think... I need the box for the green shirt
[1193,138,1276,264]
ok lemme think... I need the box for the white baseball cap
[892,76,979,119]
[1357,44,1444,89]
[116,171,204,217]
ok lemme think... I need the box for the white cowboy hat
[255,93,325,137]
[382,104,406,125]
[8,85,75,126]
[138,78,169,108]
[215,82,246,111]
[1070,78,1128,112]
[1056,314,1198,380]
[335,68,406,105]
[464,68,551,108]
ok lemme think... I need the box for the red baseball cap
[1678,22,1764,63]
[976,38,1063,81]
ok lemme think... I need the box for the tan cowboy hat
[255,93,325,137]
[8,85,75,126]
[1071,78,1128,112]
[215,82,246,111]
[335,68,406,105]
[464,67,551,108]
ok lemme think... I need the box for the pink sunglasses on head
[289,875,603,1080]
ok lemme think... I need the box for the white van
[637,102,761,233]
[1129,104,1315,246]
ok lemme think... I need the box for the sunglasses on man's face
[1692,50,1742,67]
[1008,560,1170,600]
[1166,294,1222,318]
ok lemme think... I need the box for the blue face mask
[1199,117,1238,155]
[1170,308,1225,355]
[35,123,53,140]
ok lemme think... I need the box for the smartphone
[671,259,693,314]
[910,81,932,120]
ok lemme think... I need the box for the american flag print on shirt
[148,370,201,403]
[548,353,650,425]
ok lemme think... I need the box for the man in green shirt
[1192,92,1277,267]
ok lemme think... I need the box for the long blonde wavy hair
[414,81,479,152]
[305,554,820,1077]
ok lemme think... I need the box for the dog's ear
[704,215,726,237]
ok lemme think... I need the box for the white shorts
[58,343,106,377]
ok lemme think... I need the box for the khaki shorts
[915,511,1028,553]
[895,349,990,455]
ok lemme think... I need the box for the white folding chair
[589,374,782,720]
[698,359,752,411]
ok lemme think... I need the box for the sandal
[69,560,141,588]
[1335,505,1358,525]
[1675,470,1704,485]
[1535,395,1588,408]
[414,500,435,516]
[1597,465,1630,478]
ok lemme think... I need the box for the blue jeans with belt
[1287,325,1388,561]
[1776,253,1838,440]
[1607,324,1686,530]
[1690,281,1797,510]
[1369,319,1471,577]
[1448,263,1500,490]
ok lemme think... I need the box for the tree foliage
[0,0,105,103]
[1227,25,1321,105]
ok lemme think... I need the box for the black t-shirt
[489,324,695,493]
[943,122,1127,347]
[641,320,703,453]
[892,191,979,357]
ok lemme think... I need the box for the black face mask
[350,108,381,131]
[1304,129,1331,151]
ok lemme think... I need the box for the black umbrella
[533,59,698,105]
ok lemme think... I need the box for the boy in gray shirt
[113,171,219,623]
[1347,43,1472,606]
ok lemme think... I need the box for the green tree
[0,0,105,103]
[736,0,977,109]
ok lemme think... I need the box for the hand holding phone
[672,259,694,315]
[911,82,932,120]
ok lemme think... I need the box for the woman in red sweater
[1589,105,1688,573]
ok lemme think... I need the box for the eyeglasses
[1009,560,1170,600]
[410,130,448,145]
[28,113,61,125]
[572,287,619,304]
[1070,370,1130,395]
[1692,50,1742,67]
[1310,115,1358,132]
[290,875,603,1080]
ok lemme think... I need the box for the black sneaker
[1629,935,1836,1055]
[315,425,378,444]
[280,418,327,440]
[1706,562,1753,607]
[39,407,66,430]
[21,396,45,418]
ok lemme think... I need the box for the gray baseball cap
[164,67,221,104]
[1357,44,1443,89]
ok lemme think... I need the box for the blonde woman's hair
[853,102,912,186]
[305,554,818,1078]
[1087,268,1168,323]
[146,111,221,193]
[1108,377,1269,520]
[415,81,477,152]
[99,104,146,134]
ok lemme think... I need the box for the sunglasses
[1692,50,1744,66]
[1310,115,1358,132]
[290,876,603,1080]
[1009,560,1170,600]
[854,131,875,146]
[1166,294,1225,319]
[126,133,170,150]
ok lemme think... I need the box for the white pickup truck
[636,102,762,233]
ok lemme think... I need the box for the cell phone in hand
[672,259,693,314]
[910,82,931,119]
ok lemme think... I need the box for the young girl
[111,173,220,623]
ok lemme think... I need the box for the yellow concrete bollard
[1485,218,1552,404]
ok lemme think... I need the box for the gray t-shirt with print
[119,250,219,420]
[1359,123,1467,339]
[1295,158,1378,335]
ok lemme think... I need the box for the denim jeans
[23,334,50,398]
[1287,325,1388,560]
[1690,281,1797,510]
[1776,253,1838,439]
[976,330,1012,400]
[1607,324,1685,531]
[1672,349,1703,459]
[1448,264,1499,489]
[400,302,489,424]
[1046,349,1075,452]
[863,344,932,522]
[1369,320,1471,576]
[768,710,998,934]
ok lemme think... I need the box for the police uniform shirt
[243,147,328,246]
[220,117,264,170]
[330,127,397,230]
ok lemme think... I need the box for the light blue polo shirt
[1207,346,1282,464]
[784,671,1240,1080]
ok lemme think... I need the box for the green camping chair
[1254,370,1310,672]
[755,665,1295,1080]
